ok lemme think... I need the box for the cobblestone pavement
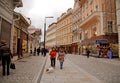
[0,55,47,83]
[67,54,120,83]
[40,55,103,83]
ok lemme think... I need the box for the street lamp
[44,16,54,51]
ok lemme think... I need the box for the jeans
[2,56,11,76]
[51,58,56,67]
[60,62,63,69]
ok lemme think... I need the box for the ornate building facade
[78,0,118,57]
[56,8,73,53]
[46,23,57,49]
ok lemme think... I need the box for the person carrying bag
[0,40,13,76]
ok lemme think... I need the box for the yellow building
[72,0,81,54]
[79,0,118,57]
[56,8,73,53]
[46,23,57,49]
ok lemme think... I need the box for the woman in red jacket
[49,47,57,68]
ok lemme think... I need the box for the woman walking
[49,47,57,68]
[57,48,65,69]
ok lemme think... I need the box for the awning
[96,39,108,44]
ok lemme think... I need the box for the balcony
[80,11,100,27]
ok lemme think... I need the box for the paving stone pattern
[40,55,103,83]
[0,55,46,83]
[67,54,120,83]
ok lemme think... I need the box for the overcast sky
[15,0,74,41]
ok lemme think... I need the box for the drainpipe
[11,12,20,54]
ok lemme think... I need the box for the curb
[33,56,48,83]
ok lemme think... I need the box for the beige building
[56,8,73,53]
[78,0,118,57]
[116,0,120,58]
[46,23,57,49]
[29,30,41,54]
[72,0,81,54]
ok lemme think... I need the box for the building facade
[13,12,31,58]
[0,0,22,61]
[45,0,118,57]
[46,23,57,49]
[72,0,81,54]
[78,0,118,57]
[56,8,73,53]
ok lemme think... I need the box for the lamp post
[44,16,53,51]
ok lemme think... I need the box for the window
[95,5,98,11]
[93,27,97,36]
[107,21,113,33]
[80,33,82,40]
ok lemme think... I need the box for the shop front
[21,31,28,56]
[81,34,118,57]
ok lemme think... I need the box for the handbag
[10,63,16,69]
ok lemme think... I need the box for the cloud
[15,0,74,41]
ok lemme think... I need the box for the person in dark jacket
[34,47,36,56]
[0,40,12,76]
[37,47,41,56]
[86,48,90,58]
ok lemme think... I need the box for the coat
[57,52,65,62]
[49,50,57,59]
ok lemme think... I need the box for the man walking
[86,48,90,58]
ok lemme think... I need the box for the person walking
[43,48,47,57]
[49,47,57,68]
[34,47,36,56]
[57,48,65,69]
[41,48,44,56]
[37,47,40,56]
[0,40,12,76]
[86,48,90,58]
[107,48,113,59]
